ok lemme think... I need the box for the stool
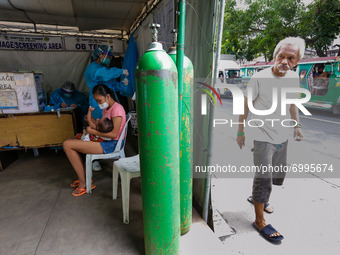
[112,155,140,224]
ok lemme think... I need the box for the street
[209,98,340,255]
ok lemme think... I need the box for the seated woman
[63,84,126,197]
[76,107,114,142]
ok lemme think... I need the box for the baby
[76,107,114,142]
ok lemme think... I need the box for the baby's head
[96,118,113,133]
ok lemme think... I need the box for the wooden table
[0,109,84,170]
[0,109,82,149]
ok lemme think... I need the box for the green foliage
[303,0,340,56]
[222,0,340,60]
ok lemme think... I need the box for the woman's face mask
[99,101,109,109]
[98,96,109,109]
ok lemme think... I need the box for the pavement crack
[308,173,340,188]
[34,187,62,255]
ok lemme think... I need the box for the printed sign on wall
[0,34,63,51]
[64,36,124,53]
[1,72,39,113]
[0,91,18,109]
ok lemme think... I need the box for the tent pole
[203,0,226,223]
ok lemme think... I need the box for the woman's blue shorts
[100,139,124,154]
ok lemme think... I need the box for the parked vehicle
[240,56,340,114]
[217,60,241,97]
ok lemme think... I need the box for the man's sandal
[252,222,284,244]
[247,196,274,214]
[72,184,96,197]
[70,179,93,188]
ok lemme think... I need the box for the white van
[217,60,241,97]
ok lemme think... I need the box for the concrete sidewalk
[210,103,340,255]
[212,176,340,255]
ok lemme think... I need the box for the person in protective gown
[84,45,128,171]
[84,45,128,121]
[49,81,88,119]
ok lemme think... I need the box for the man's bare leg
[254,201,280,237]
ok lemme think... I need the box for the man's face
[272,44,299,77]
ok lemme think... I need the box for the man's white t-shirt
[245,67,300,144]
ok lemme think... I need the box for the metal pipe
[169,27,193,235]
[202,0,226,223]
[177,0,185,138]
[176,0,193,236]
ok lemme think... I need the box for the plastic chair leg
[120,171,131,224]
[86,155,93,194]
[112,165,119,200]
[120,150,125,158]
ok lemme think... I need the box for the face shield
[61,81,75,98]
[61,88,74,98]
[98,48,113,66]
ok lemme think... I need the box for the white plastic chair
[112,155,140,224]
[85,116,131,193]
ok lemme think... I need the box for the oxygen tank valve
[147,23,163,51]
[149,23,161,42]
[171,29,178,46]
[167,29,178,54]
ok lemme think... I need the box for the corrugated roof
[0,0,156,36]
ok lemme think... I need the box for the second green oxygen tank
[168,46,194,235]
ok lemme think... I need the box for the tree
[222,0,340,61]
[302,0,340,57]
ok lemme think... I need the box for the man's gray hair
[273,37,305,60]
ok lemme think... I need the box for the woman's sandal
[70,179,93,188]
[72,184,96,197]
[72,187,86,196]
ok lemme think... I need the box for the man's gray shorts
[252,140,288,204]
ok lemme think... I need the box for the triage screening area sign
[0,34,63,51]
[0,33,124,53]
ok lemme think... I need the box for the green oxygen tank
[168,29,194,235]
[135,23,180,255]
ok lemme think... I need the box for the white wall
[0,50,91,96]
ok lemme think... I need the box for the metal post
[169,26,194,235]
[177,0,185,138]
[203,0,226,223]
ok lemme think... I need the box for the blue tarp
[119,34,138,98]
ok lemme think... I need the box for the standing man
[236,37,305,243]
